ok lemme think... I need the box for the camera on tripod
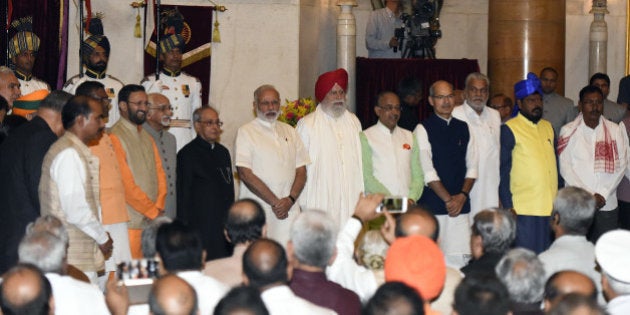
[394,0,442,59]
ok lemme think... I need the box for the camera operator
[366,0,403,58]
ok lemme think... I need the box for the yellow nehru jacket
[506,113,558,216]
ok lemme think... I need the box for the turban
[385,235,446,301]
[159,34,185,54]
[514,72,543,100]
[315,68,348,102]
[82,16,110,59]
[8,17,40,59]
[595,230,630,283]
[12,89,49,119]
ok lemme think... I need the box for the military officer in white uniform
[63,17,124,128]
[141,34,202,151]
[8,16,50,95]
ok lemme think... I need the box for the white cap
[595,229,630,283]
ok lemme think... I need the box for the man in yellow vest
[499,72,558,254]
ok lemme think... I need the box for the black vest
[418,114,471,215]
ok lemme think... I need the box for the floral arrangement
[278,97,316,127]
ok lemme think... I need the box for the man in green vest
[499,72,558,254]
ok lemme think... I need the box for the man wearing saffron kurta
[361,91,423,203]
[297,68,364,228]
[110,84,167,258]
[499,73,558,253]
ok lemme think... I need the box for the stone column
[589,0,608,77]
[337,1,357,113]
[488,0,566,98]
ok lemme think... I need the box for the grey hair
[465,72,490,89]
[290,210,337,269]
[141,216,173,258]
[18,231,66,273]
[428,81,453,97]
[253,85,278,104]
[0,66,14,76]
[552,187,596,235]
[25,215,69,247]
[495,248,546,304]
[604,272,630,295]
[192,105,219,122]
[472,208,516,255]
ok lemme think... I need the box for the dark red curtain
[144,5,213,104]
[0,0,63,88]
[356,57,480,129]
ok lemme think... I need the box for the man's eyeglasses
[378,105,402,112]
[196,120,224,127]
[149,105,174,112]
[431,94,455,101]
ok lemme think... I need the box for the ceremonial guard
[8,16,50,95]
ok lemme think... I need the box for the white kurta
[261,285,337,315]
[361,121,423,199]
[234,118,310,246]
[45,273,110,315]
[452,103,501,217]
[142,72,202,151]
[177,271,228,315]
[559,118,628,211]
[63,74,124,128]
[297,106,364,228]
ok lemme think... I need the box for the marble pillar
[337,1,358,113]
[589,0,608,77]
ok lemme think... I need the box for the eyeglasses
[432,94,454,101]
[128,101,150,107]
[378,104,402,112]
[327,89,346,97]
[196,120,224,127]
[149,105,174,112]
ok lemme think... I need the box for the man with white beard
[235,84,310,245]
[297,68,364,228]
[452,72,501,219]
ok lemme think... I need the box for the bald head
[242,239,288,290]
[544,271,597,311]
[0,264,52,315]
[225,199,266,245]
[395,206,439,241]
[149,274,198,315]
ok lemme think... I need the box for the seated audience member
[204,199,267,287]
[547,293,606,315]
[149,274,199,315]
[156,220,228,314]
[0,263,53,315]
[495,248,545,315]
[452,274,511,315]
[214,286,270,315]
[462,208,516,277]
[363,282,425,315]
[242,238,335,315]
[543,271,597,312]
[356,230,388,273]
[538,187,601,299]
[595,230,630,315]
[140,216,172,258]
[385,235,446,315]
[18,216,110,315]
[288,210,361,315]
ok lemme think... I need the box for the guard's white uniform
[63,72,124,128]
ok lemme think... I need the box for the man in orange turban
[296,68,364,228]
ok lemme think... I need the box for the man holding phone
[361,91,424,209]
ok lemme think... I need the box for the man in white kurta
[297,69,364,228]
[141,34,202,151]
[558,85,628,242]
[452,73,501,218]
[235,85,310,246]
[361,91,423,201]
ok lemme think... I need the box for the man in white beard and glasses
[235,84,310,246]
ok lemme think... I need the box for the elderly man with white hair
[495,248,546,315]
[287,210,361,315]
